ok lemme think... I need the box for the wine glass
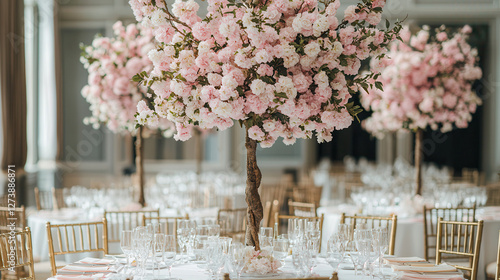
[273,238,289,265]
[163,235,178,279]
[230,242,246,279]
[326,233,345,273]
[205,237,225,280]
[259,227,273,249]
[177,220,190,263]
[120,230,133,270]
[152,233,166,279]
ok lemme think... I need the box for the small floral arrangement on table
[242,246,281,275]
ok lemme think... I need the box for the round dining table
[317,205,500,280]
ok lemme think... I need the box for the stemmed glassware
[205,237,225,280]
[120,230,133,271]
[372,227,389,276]
[177,219,194,263]
[152,233,166,279]
[230,242,246,279]
[273,237,289,265]
[326,233,345,273]
[163,235,178,279]
[354,228,372,276]
[132,227,152,277]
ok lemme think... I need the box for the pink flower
[248,125,265,141]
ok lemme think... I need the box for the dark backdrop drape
[0,0,27,171]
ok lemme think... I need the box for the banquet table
[28,207,222,261]
[47,256,464,280]
[317,205,500,280]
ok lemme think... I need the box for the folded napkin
[78,258,114,265]
[392,264,458,273]
[55,275,104,280]
[397,272,463,280]
[384,257,426,263]
[60,265,111,273]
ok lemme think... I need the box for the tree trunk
[245,126,263,251]
[195,130,203,176]
[136,126,145,206]
[414,129,423,196]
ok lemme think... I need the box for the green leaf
[275,92,287,98]
[375,81,383,91]
[132,74,143,82]
[261,76,275,84]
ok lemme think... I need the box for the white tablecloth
[47,257,403,280]
[317,206,500,280]
[28,207,223,261]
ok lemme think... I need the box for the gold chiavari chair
[0,227,35,280]
[274,213,325,250]
[218,208,247,243]
[142,215,189,241]
[486,182,500,206]
[0,206,26,234]
[52,188,66,210]
[340,213,397,255]
[288,200,317,217]
[46,219,108,276]
[423,205,476,261]
[435,218,484,280]
[34,187,52,210]
[104,209,160,244]
[262,200,280,227]
[34,187,66,210]
[292,185,323,207]
[260,184,286,211]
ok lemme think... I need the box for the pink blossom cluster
[361,25,482,138]
[129,0,401,146]
[243,246,281,275]
[81,21,174,136]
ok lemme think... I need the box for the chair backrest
[435,218,484,280]
[496,230,500,280]
[0,206,26,234]
[217,208,247,242]
[104,209,160,243]
[486,182,500,206]
[423,205,476,261]
[288,200,316,217]
[52,188,66,210]
[262,200,280,227]
[34,187,53,210]
[259,184,286,211]
[292,185,322,207]
[142,215,189,240]
[340,213,397,255]
[274,213,325,251]
[46,219,108,276]
[0,227,35,280]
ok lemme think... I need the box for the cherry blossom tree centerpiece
[81,21,174,206]
[360,25,482,196]
[129,0,401,250]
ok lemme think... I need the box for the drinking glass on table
[152,233,166,279]
[205,237,225,280]
[177,220,191,262]
[372,227,389,275]
[120,230,133,269]
[132,233,151,277]
[259,227,273,249]
[326,233,345,273]
[163,235,178,279]
[273,238,289,265]
[354,229,372,276]
[230,242,246,279]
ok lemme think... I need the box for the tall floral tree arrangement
[81,21,175,206]
[129,0,401,250]
[360,25,482,196]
